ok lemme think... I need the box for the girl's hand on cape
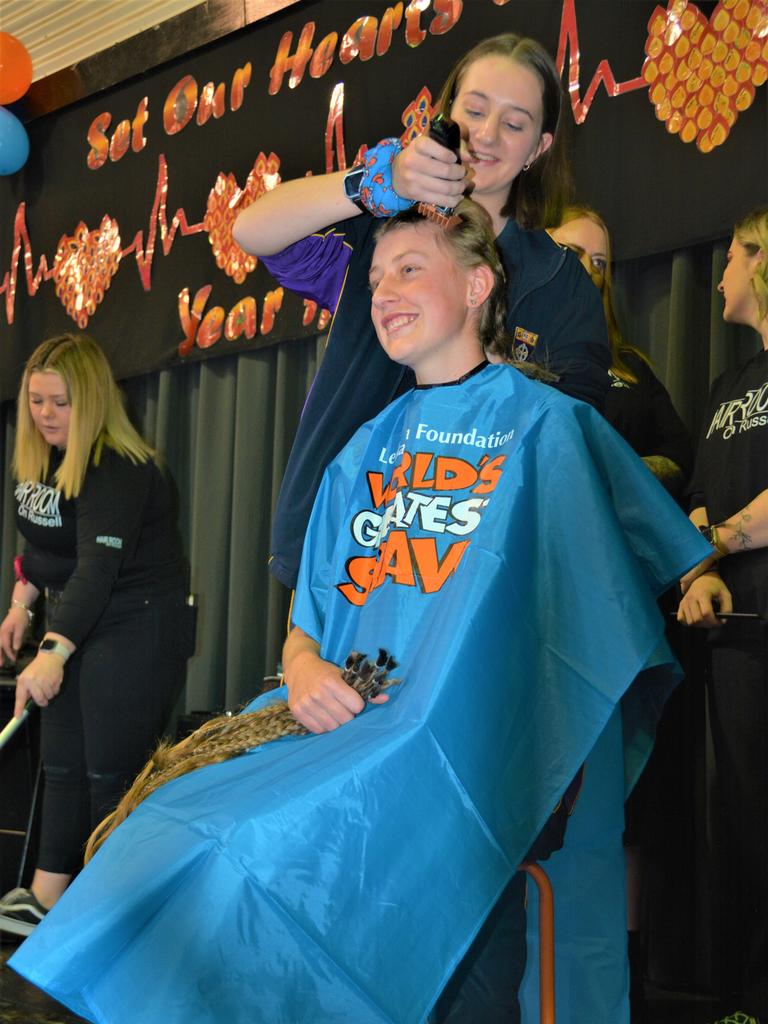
[285,637,387,734]
[392,134,468,208]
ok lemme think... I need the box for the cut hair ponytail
[85,651,398,862]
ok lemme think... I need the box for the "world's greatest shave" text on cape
[12,365,711,1023]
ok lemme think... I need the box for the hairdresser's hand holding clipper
[392,114,469,214]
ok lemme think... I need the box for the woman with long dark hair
[233,32,610,592]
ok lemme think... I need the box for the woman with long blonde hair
[0,333,190,937]
[550,205,695,1015]
[550,204,692,493]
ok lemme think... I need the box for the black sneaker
[0,886,48,937]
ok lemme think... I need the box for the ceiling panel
[1,0,207,82]
[1,0,303,120]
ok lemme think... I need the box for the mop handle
[0,699,33,752]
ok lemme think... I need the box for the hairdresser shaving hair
[233,30,609,590]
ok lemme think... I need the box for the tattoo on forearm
[719,510,753,551]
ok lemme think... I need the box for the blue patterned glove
[359,138,416,218]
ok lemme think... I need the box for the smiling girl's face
[450,55,552,227]
[369,223,488,385]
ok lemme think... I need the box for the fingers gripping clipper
[417,114,463,230]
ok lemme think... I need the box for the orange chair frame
[519,861,555,1024]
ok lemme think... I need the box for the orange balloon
[0,32,33,105]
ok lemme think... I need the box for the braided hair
[85,651,397,862]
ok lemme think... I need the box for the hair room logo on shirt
[15,481,62,528]
[706,381,768,440]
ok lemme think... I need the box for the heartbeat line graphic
[556,0,648,123]
[127,156,204,290]
[1,156,204,326]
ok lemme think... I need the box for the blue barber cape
[12,365,710,1023]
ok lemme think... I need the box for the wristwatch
[343,163,367,211]
[698,524,728,557]
[39,638,72,662]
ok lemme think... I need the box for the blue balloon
[0,105,29,175]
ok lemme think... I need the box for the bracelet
[698,523,729,558]
[359,138,416,218]
[710,525,730,558]
[11,599,34,624]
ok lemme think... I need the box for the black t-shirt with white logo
[15,445,185,646]
[689,346,768,622]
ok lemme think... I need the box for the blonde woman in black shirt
[0,334,189,937]
[677,209,768,1024]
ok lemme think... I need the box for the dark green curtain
[613,239,761,428]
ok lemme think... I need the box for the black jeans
[38,586,190,874]
[708,631,768,1019]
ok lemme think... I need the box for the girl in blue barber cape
[11,201,710,1024]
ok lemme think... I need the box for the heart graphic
[51,217,122,328]
[204,153,281,284]
[643,0,768,152]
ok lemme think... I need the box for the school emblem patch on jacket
[514,325,539,362]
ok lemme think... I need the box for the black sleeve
[634,357,693,474]
[47,450,151,646]
[536,251,611,411]
[686,375,722,513]
[687,434,706,512]
[21,546,72,593]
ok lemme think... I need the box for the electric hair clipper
[417,113,463,229]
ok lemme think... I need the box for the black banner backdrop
[0,0,766,399]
